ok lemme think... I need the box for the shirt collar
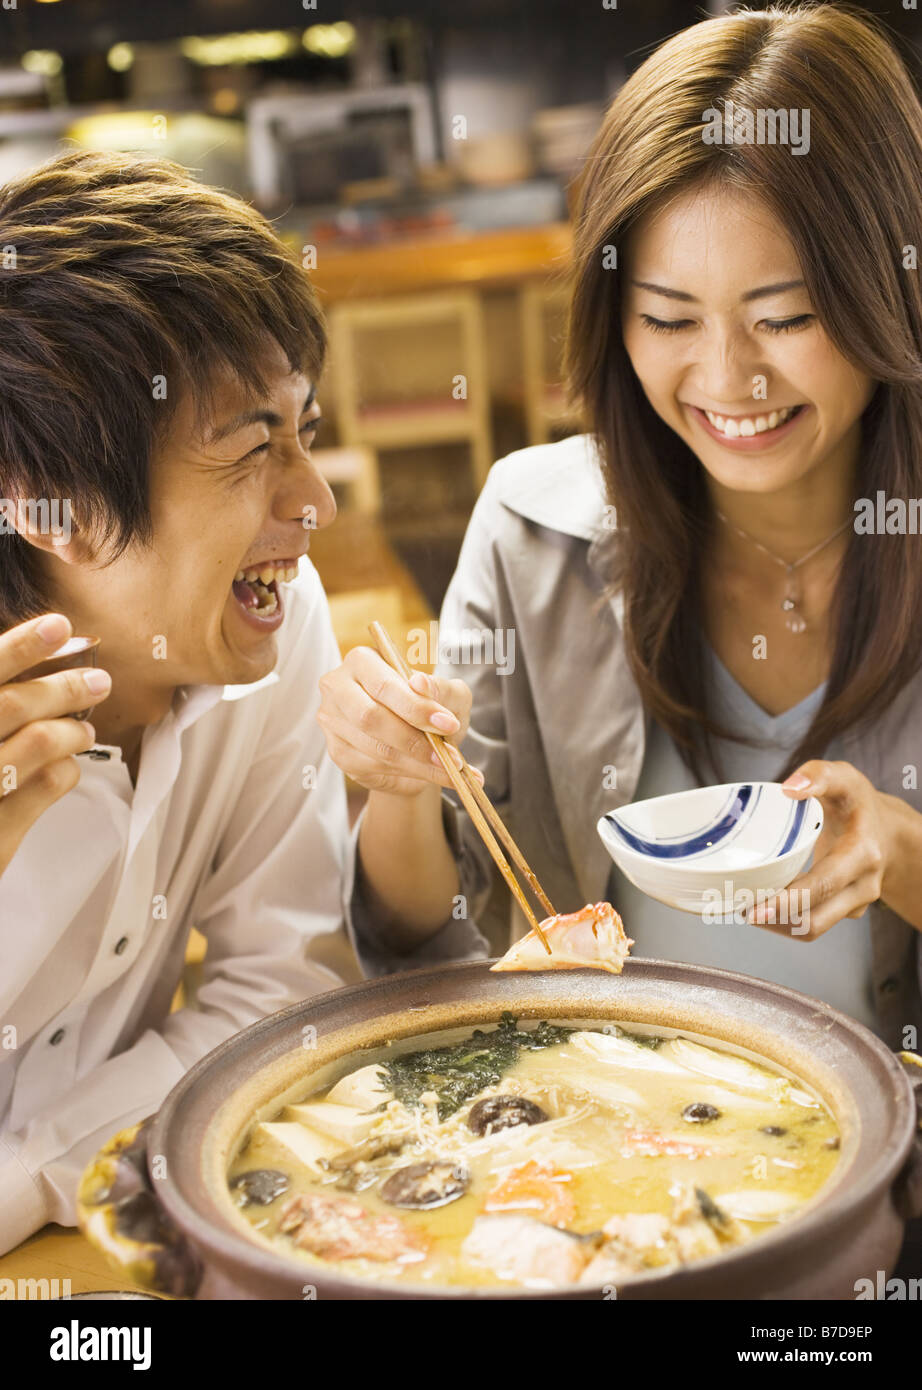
[494,433,608,541]
[167,668,281,733]
[494,432,622,592]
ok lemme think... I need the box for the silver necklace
[714,507,852,634]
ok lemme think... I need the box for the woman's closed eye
[640,313,815,335]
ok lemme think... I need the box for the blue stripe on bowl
[612,784,742,850]
[777,797,808,857]
[606,784,754,860]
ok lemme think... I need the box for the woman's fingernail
[430,711,459,733]
[84,669,112,694]
[36,614,70,646]
[409,672,430,696]
[783,773,811,790]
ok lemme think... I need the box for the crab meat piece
[462,1213,592,1286]
[278,1191,427,1263]
[581,1188,744,1286]
[581,1212,677,1285]
[618,1128,718,1159]
[662,1183,748,1260]
[484,1159,576,1227]
[490,902,634,974]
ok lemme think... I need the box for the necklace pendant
[782,567,805,630]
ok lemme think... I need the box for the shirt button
[49,1028,65,1045]
[880,977,899,996]
[115,937,129,955]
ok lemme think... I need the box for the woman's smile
[685,402,810,452]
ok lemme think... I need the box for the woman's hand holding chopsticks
[317,646,482,798]
[317,645,481,944]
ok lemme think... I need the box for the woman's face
[621,183,876,497]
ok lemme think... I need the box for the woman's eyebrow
[630,279,806,303]
[206,385,317,444]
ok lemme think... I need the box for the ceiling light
[180,31,297,67]
[302,22,355,58]
[21,50,63,77]
[107,43,135,73]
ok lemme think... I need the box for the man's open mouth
[232,561,300,618]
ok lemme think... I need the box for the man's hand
[0,613,111,877]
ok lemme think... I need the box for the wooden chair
[328,290,494,493]
[520,281,583,446]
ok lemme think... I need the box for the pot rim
[148,958,917,1299]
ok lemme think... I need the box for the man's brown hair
[0,149,326,626]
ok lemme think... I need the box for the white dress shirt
[0,564,371,1253]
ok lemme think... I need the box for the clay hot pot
[77,959,922,1299]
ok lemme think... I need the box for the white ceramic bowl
[597,782,824,917]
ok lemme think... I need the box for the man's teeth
[233,562,300,584]
[703,406,799,438]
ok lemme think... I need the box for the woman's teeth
[703,406,799,438]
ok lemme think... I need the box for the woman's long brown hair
[566,3,922,784]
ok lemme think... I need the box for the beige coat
[436,434,922,1050]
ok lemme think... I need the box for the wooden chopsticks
[369,622,554,954]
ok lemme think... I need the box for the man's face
[47,345,336,691]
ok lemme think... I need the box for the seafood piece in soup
[491,902,634,973]
[278,1191,427,1264]
[484,1159,576,1227]
[462,1213,594,1286]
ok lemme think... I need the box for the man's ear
[1,497,97,564]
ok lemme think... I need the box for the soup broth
[227,1017,840,1290]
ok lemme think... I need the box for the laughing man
[0,151,485,1254]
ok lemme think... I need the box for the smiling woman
[567,3,922,786]
[311,5,922,1072]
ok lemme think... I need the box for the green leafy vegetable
[622,1030,664,1050]
[606,1024,664,1050]
[382,1013,573,1120]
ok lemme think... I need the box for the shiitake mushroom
[379,1160,470,1209]
[682,1102,721,1124]
[230,1169,291,1207]
[467,1095,548,1136]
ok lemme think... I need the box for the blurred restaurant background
[0,0,920,667]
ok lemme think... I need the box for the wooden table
[0,1224,149,1297]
